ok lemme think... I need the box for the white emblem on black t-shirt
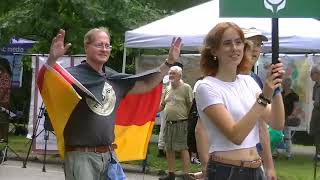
[86,82,116,116]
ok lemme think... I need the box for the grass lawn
[131,144,320,180]
[125,144,202,173]
[0,135,30,154]
[275,154,319,180]
[2,135,320,179]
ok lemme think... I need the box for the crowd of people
[37,20,320,180]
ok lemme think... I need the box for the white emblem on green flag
[264,0,286,13]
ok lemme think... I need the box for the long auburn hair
[200,22,251,76]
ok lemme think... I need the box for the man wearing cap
[243,28,283,180]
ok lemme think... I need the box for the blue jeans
[207,160,266,180]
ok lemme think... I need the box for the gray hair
[84,27,110,46]
[169,66,183,76]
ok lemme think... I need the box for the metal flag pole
[271,18,279,64]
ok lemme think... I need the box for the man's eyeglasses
[91,43,112,50]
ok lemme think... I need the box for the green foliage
[0,0,166,122]
[139,0,210,12]
[0,0,211,123]
[0,0,210,69]
[0,0,24,16]
[0,0,164,63]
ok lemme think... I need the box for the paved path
[0,160,159,180]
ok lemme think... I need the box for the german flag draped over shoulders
[37,63,162,161]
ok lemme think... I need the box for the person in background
[157,75,170,158]
[310,64,320,160]
[242,29,281,180]
[187,77,203,166]
[0,58,12,144]
[0,58,12,161]
[195,22,285,180]
[158,62,184,158]
[281,78,299,160]
[158,66,194,180]
[187,99,202,165]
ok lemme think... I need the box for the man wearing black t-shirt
[46,28,182,180]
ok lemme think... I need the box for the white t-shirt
[195,75,262,153]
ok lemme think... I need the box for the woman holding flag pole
[195,22,285,180]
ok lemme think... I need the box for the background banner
[257,54,319,131]
[0,39,35,88]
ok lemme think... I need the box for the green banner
[220,0,320,18]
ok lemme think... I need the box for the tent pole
[122,48,127,73]
[135,49,141,73]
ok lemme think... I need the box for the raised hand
[47,29,72,65]
[167,37,183,64]
[263,59,285,100]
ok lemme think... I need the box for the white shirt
[195,75,261,153]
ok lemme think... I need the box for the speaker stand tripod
[22,103,55,172]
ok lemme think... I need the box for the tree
[0,0,165,122]
[0,0,208,120]
[140,0,210,13]
[0,0,24,16]
[0,0,164,66]
[0,0,210,70]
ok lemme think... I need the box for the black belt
[167,119,188,124]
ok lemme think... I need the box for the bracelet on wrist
[259,93,271,104]
[164,60,174,67]
[257,97,268,107]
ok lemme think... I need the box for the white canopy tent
[123,0,320,71]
